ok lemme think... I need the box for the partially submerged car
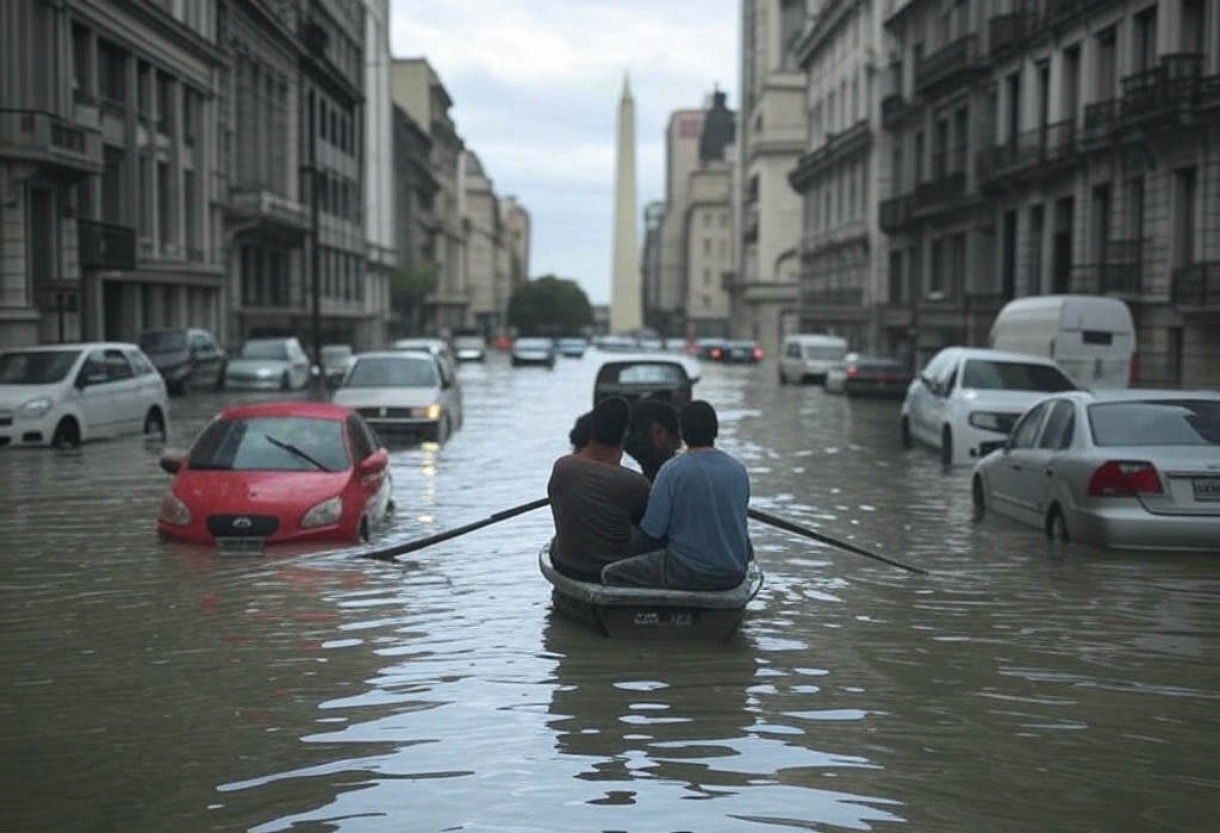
[331,351,462,444]
[593,355,700,409]
[157,401,393,550]
[224,337,313,391]
[137,327,226,395]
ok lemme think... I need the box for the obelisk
[610,74,641,333]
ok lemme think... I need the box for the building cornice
[794,0,856,68]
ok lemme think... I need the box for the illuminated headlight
[969,411,1006,431]
[413,404,442,420]
[158,493,192,526]
[301,495,343,529]
[256,367,274,378]
[17,397,53,420]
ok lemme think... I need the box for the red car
[157,401,393,549]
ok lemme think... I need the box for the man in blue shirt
[601,400,752,591]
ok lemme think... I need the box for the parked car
[450,331,488,362]
[972,389,1220,551]
[393,337,459,376]
[778,334,849,385]
[556,337,589,358]
[718,339,763,364]
[156,401,393,549]
[224,337,313,391]
[511,337,557,368]
[137,327,226,395]
[825,353,912,398]
[0,342,168,449]
[320,344,354,388]
[331,351,463,444]
[901,347,1078,467]
[692,337,728,360]
[593,354,700,408]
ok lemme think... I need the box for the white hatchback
[901,347,1077,467]
[0,342,169,449]
[332,351,463,444]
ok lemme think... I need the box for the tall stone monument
[610,75,641,333]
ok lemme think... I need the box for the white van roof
[784,333,848,344]
[992,294,1134,330]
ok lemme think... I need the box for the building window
[930,238,945,296]
[1133,6,1158,74]
[157,160,173,249]
[156,72,173,135]
[889,250,904,303]
[98,40,127,104]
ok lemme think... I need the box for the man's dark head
[624,397,681,480]
[568,411,594,451]
[590,396,631,446]
[679,400,718,448]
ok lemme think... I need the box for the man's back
[548,454,650,580]
[639,449,751,582]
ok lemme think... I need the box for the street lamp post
[302,20,328,387]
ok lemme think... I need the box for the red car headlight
[158,493,192,526]
[301,495,343,529]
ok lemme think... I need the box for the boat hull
[539,545,763,640]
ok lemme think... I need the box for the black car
[719,340,763,364]
[593,357,698,408]
[137,328,227,395]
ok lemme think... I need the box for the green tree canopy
[507,275,593,336]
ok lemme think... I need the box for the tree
[507,275,593,336]
[391,263,438,335]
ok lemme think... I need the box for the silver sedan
[971,389,1220,551]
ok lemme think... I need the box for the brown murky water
[2,351,1218,832]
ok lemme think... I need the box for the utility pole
[302,19,328,384]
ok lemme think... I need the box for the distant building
[653,108,705,336]
[362,0,397,350]
[640,201,666,330]
[462,150,504,336]
[390,102,438,337]
[683,91,736,338]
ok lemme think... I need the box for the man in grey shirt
[548,397,657,581]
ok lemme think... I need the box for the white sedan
[332,351,462,444]
[971,389,1220,551]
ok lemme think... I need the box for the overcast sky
[388,0,740,306]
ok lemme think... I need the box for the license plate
[1192,477,1220,502]
[215,536,266,555]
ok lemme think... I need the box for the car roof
[1,341,139,353]
[940,346,1064,365]
[596,353,700,378]
[218,401,353,421]
[1052,388,1220,404]
[353,350,436,362]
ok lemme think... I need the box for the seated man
[623,396,681,482]
[602,400,752,591]
[547,397,655,582]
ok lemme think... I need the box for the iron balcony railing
[1070,239,1145,297]
[78,219,136,270]
[916,34,983,96]
[988,11,1033,58]
[978,119,1078,184]
[879,194,915,233]
[805,287,865,307]
[1171,262,1220,307]
[1121,53,1204,124]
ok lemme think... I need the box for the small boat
[538,544,763,640]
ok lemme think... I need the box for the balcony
[1071,240,1145,297]
[1171,262,1220,309]
[1120,53,1204,128]
[789,121,873,191]
[988,11,1033,59]
[1081,100,1118,146]
[0,109,103,179]
[913,171,967,216]
[226,187,310,239]
[977,119,1078,188]
[881,94,914,130]
[879,193,915,234]
[1043,0,1109,28]
[78,219,136,271]
[805,287,865,308]
[916,34,985,97]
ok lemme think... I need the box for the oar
[747,507,928,575]
[362,497,550,563]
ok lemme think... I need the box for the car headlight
[969,411,1006,431]
[256,367,274,378]
[17,397,54,420]
[300,495,343,529]
[158,493,192,526]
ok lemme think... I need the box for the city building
[735,0,807,352]
[462,150,505,336]
[389,102,438,336]
[361,0,396,349]
[790,0,889,354]
[683,90,737,338]
[652,108,705,337]
[220,0,308,349]
[391,57,468,336]
[2,0,224,347]
[499,195,531,333]
[640,200,666,327]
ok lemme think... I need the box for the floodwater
[2,350,1218,833]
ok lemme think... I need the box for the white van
[778,334,849,385]
[988,295,1136,389]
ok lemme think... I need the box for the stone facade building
[390,102,437,336]
[361,0,395,349]
[735,0,807,351]
[651,108,704,337]
[462,150,505,337]
[684,91,738,338]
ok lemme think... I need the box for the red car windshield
[188,416,350,472]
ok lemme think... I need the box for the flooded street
[2,350,1219,833]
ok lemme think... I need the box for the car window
[80,350,108,384]
[188,416,350,471]
[784,341,800,358]
[1088,399,1220,447]
[103,349,133,381]
[1010,401,1052,450]
[1038,400,1077,450]
[346,356,439,387]
[189,332,215,353]
[961,359,1076,392]
[346,414,376,460]
[128,350,157,376]
[920,350,950,384]
[241,340,290,360]
[0,349,82,384]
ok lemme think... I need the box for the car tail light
[846,366,858,378]
[1087,461,1163,497]
[710,348,722,359]
[752,346,763,360]
[1129,353,1140,384]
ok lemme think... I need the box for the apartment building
[791,0,889,352]
[977,0,1219,388]
[641,200,666,322]
[651,108,704,337]
[361,0,395,349]
[389,102,437,336]
[2,0,224,347]
[391,58,468,336]
[462,150,505,336]
[735,0,806,350]
[501,195,531,290]
[684,91,738,338]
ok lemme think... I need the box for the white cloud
[388,0,739,304]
